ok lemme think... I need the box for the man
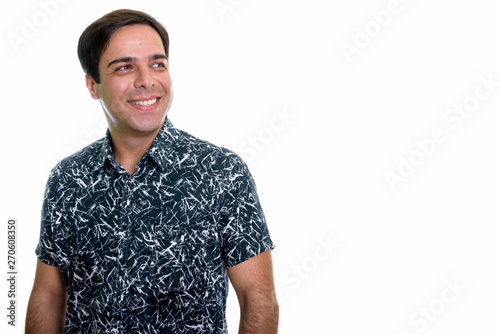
[26,9,278,333]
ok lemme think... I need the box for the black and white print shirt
[36,118,274,333]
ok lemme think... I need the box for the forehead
[101,24,165,63]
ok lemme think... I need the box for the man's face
[86,24,173,137]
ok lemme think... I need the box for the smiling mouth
[128,98,159,107]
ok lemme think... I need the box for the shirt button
[118,269,124,276]
[220,207,229,216]
[121,224,128,231]
[114,313,122,321]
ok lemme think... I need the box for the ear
[85,74,100,100]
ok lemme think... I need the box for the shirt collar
[146,118,179,171]
[93,118,179,172]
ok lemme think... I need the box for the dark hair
[77,9,169,83]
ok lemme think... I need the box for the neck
[109,127,161,175]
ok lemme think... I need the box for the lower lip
[128,98,160,111]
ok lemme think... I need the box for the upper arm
[25,259,68,333]
[30,259,67,299]
[227,250,277,305]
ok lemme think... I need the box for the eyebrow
[106,54,168,68]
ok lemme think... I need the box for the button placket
[115,176,132,320]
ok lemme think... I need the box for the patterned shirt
[36,118,274,333]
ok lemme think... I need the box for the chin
[129,120,164,134]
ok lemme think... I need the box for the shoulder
[176,129,248,172]
[174,130,257,197]
[47,138,105,186]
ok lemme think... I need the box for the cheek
[98,82,130,113]
[157,74,173,93]
[106,81,130,101]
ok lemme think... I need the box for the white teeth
[130,98,157,107]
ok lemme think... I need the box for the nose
[134,66,155,89]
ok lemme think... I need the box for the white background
[1,0,500,333]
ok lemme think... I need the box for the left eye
[152,62,166,68]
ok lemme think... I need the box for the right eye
[116,65,132,71]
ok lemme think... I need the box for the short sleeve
[217,156,275,268]
[35,167,61,267]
